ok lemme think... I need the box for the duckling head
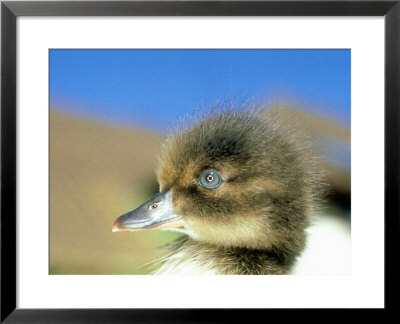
[113,108,324,258]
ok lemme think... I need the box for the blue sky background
[50,49,350,131]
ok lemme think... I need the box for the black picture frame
[1,0,399,322]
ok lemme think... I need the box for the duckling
[113,107,325,275]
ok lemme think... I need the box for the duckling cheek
[181,214,269,249]
[169,188,195,218]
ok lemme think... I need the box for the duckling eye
[198,169,222,189]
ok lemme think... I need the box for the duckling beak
[112,191,183,232]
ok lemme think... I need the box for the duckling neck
[153,236,294,275]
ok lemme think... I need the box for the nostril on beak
[149,203,158,210]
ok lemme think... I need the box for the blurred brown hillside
[50,110,180,274]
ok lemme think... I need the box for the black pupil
[207,175,214,182]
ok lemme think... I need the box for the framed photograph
[1,0,399,322]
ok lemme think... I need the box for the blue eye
[198,169,222,189]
